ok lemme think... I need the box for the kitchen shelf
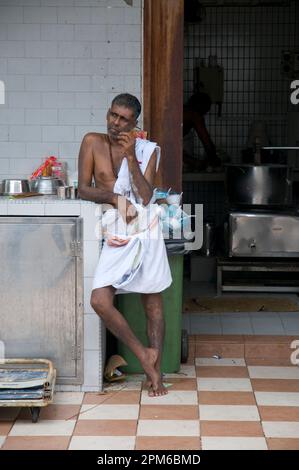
[217,257,299,295]
[183,170,299,182]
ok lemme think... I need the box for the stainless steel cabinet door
[0,217,83,384]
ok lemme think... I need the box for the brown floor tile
[201,421,264,437]
[192,334,245,343]
[259,406,299,421]
[73,420,137,436]
[0,422,13,435]
[267,438,299,450]
[244,335,298,344]
[196,366,249,378]
[135,436,201,450]
[158,378,197,391]
[83,391,140,405]
[2,436,70,450]
[139,405,199,420]
[198,391,256,405]
[18,405,80,421]
[245,344,292,359]
[251,379,299,392]
[246,357,294,366]
[195,343,244,358]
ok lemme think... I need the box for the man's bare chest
[93,147,124,187]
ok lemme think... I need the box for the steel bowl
[3,179,31,195]
[30,176,64,195]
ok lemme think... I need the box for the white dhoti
[92,138,172,294]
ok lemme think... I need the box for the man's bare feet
[148,377,168,397]
[142,350,168,397]
[140,348,168,397]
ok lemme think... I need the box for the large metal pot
[225,164,293,206]
[30,177,64,195]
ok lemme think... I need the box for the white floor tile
[141,390,198,405]
[69,436,136,450]
[164,365,196,379]
[195,357,246,367]
[255,392,299,407]
[9,419,76,436]
[251,316,285,335]
[199,405,260,421]
[137,420,200,437]
[201,437,267,450]
[221,317,253,335]
[78,404,139,420]
[0,436,6,448]
[190,315,222,334]
[104,380,143,392]
[262,421,299,438]
[197,378,252,392]
[53,392,84,405]
[248,366,299,379]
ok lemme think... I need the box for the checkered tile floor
[1,355,299,450]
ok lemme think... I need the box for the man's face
[107,104,137,142]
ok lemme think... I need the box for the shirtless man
[78,93,169,396]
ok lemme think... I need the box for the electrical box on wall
[281,50,299,78]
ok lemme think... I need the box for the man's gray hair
[111,93,141,120]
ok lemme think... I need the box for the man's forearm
[127,156,153,205]
[78,186,118,206]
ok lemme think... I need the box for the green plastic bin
[116,254,183,374]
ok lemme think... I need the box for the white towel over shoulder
[92,138,172,294]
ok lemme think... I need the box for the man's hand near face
[116,131,136,160]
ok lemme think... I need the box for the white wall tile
[7,202,45,215]
[41,58,74,75]
[0,75,25,91]
[26,142,59,158]
[0,41,25,58]
[42,125,74,142]
[25,41,58,58]
[23,7,58,24]
[58,108,92,125]
[0,109,25,125]
[81,203,102,241]
[25,109,58,125]
[59,142,80,158]
[9,91,41,108]
[83,239,100,277]
[0,7,23,24]
[58,7,91,24]
[84,276,95,314]
[9,125,42,142]
[25,75,58,92]
[83,349,100,388]
[7,24,41,41]
[0,201,8,215]
[84,313,100,350]
[74,24,106,41]
[0,125,9,141]
[1,0,141,208]
[0,158,9,173]
[44,202,81,215]
[7,58,41,75]
[41,24,74,41]
[41,92,75,108]
[0,142,26,158]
